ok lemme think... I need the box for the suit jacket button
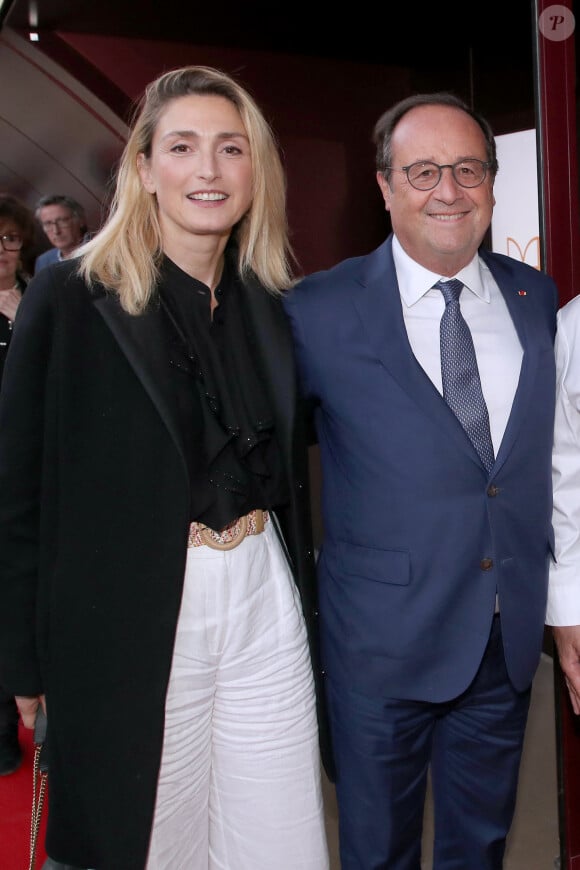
[487,485,499,497]
[480,558,494,571]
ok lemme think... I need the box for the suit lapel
[479,249,538,470]
[93,292,187,470]
[351,236,483,466]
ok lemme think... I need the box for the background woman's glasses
[0,234,23,252]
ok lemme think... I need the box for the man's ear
[376,172,392,212]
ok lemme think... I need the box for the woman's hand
[0,286,22,323]
[15,694,46,729]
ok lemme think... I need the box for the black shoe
[0,730,22,775]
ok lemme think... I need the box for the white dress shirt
[547,294,580,625]
[392,236,523,456]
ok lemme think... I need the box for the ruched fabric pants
[146,520,329,870]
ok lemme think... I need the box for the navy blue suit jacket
[284,235,558,702]
[34,247,60,275]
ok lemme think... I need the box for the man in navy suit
[284,92,558,869]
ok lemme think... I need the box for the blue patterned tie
[436,279,495,473]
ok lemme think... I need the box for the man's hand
[15,694,46,729]
[553,625,580,714]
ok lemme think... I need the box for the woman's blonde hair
[79,65,294,314]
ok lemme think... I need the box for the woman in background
[0,194,35,381]
[0,193,36,779]
[0,67,329,870]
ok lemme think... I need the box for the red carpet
[0,720,48,870]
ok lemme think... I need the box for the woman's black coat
[0,259,332,870]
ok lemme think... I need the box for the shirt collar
[392,235,491,307]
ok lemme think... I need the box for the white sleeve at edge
[548,298,580,625]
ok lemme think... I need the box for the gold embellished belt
[188,509,269,551]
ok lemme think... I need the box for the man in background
[34,194,88,273]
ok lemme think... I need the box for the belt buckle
[199,514,249,551]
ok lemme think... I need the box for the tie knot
[435,278,463,305]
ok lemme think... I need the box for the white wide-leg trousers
[145,520,329,870]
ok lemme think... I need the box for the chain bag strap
[28,708,48,870]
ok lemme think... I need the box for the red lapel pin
[518,290,527,296]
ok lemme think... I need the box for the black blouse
[158,253,288,531]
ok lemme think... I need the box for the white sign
[491,129,540,270]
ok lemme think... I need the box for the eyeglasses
[41,216,73,231]
[385,158,492,191]
[0,233,23,252]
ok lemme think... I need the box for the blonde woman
[0,66,330,870]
